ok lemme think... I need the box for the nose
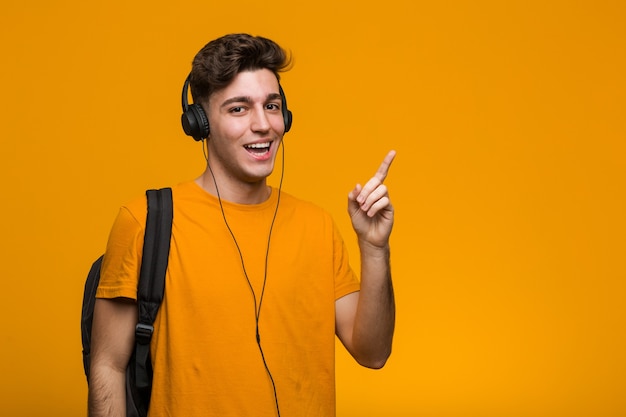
[250,106,271,133]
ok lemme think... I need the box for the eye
[266,103,280,111]
[229,106,245,114]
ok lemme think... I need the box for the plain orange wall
[1,1,625,416]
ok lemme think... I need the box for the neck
[195,167,271,205]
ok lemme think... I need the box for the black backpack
[81,188,173,417]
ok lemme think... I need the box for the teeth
[245,142,270,149]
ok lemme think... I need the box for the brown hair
[189,33,291,105]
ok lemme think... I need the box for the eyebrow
[220,93,282,109]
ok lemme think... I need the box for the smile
[244,141,272,155]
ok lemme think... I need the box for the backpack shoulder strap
[134,187,173,396]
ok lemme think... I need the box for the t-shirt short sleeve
[332,219,361,300]
[96,205,145,300]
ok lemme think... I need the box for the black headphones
[181,74,293,141]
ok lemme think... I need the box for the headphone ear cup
[279,85,293,134]
[283,109,293,133]
[181,104,210,141]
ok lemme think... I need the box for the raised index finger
[374,150,397,182]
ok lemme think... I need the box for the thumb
[347,184,363,215]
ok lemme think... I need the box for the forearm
[352,241,395,368]
[88,365,127,417]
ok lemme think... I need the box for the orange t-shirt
[97,181,360,417]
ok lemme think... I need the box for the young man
[88,33,396,417]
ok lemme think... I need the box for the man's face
[205,69,286,185]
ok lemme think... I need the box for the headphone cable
[203,139,285,417]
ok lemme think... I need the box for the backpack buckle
[135,323,154,345]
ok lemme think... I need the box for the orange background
[1,1,625,416]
